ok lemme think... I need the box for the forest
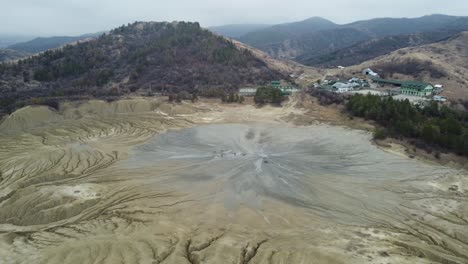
[346,94,468,156]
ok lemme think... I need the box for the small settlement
[315,67,446,107]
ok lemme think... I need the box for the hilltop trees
[3,23,277,87]
[0,21,284,116]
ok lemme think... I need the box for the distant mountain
[0,21,285,114]
[209,24,270,38]
[8,33,101,53]
[0,34,35,48]
[299,30,455,67]
[262,28,370,60]
[235,14,468,66]
[345,14,463,37]
[0,48,32,62]
[239,17,338,47]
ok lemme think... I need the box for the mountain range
[1,14,468,114]
[208,24,271,38]
[213,14,468,67]
[3,14,467,67]
[0,34,35,48]
[0,33,102,62]
[7,33,102,54]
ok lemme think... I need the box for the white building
[239,88,257,96]
[332,82,355,93]
[433,95,447,102]
[350,90,385,96]
[363,68,379,77]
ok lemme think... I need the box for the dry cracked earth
[0,98,467,264]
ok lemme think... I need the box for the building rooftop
[401,81,433,91]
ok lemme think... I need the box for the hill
[300,30,454,67]
[208,24,270,38]
[7,33,101,53]
[0,21,285,115]
[234,15,468,66]
[342,32,468,101]
[0,48,31,62]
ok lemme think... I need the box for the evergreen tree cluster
[254,87,284,105]
[347,94,468,156]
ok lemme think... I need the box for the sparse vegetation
[307,88,346,105]
[221,92,244,104]
[373,128,388,140]
[374,58,447,79]
[168,91,196,103]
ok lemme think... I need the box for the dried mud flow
[0,98,467,264]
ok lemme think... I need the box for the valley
[1,8,468,264]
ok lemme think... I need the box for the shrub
[254,87,284,105]
[373,128,388,140]
[307,88,346,105]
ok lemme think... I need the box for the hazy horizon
[1,0,468,36]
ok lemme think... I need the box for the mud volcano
[126,124,458,225]
[0,102,467,264]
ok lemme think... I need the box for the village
[315,67,446,105]
[240,67,447,107]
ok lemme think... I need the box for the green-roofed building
[271,81,282,89]
[270,81,300,95]
[401,81,434,97]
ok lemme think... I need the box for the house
[433,84,444,94]
[271,81,282,89]
[270,81,300,95]
[400,82,434,97]
[348,77,369,88]
[433,95,447,102]
[239,88,257,96]
[332,82,355,93]
[363,68,379,77]
[350,89,386,96]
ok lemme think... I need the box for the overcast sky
[2,0,468,36]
